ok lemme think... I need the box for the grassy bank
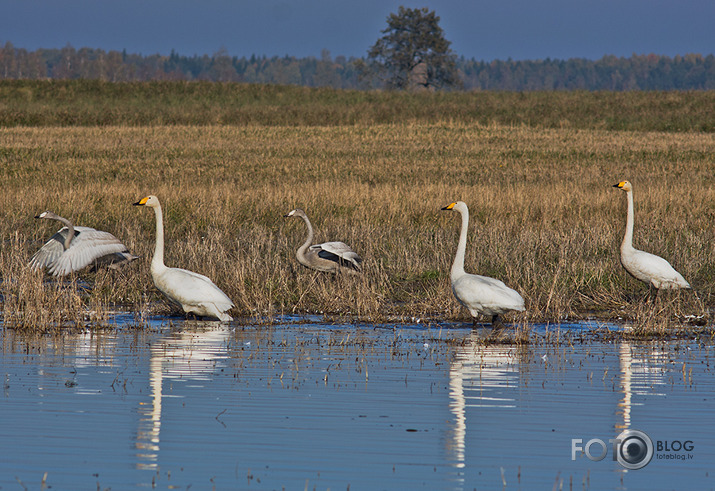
[1,119,713,330]
[1,80,715,131]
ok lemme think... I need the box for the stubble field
[1,82,714,332]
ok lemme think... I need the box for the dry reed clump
[1,232,85,331]
[612,290,707,338]
[0,122,713,332]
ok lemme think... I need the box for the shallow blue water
[1,318,713,490]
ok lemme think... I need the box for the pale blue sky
[1,1,713,60]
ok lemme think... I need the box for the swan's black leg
[491,314,506,330]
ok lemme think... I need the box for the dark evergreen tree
[360,7,461,90]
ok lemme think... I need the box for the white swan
[133,195,234,321]
[30,211,138,276]
[613,181,690,290]
[284,208,362,273]
[441,201,525,327]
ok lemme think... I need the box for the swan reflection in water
[447,332,531,471]
[616,341,668,432]
[135,325,231,470]
[613,341,669,479]
[446,331,669,482]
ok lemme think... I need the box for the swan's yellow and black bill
[613,181,626,189]
[441,202,456,211]
[133,197,149,206]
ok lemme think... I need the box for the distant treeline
[1,42,715,91]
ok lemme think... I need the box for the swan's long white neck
[621,189,635,252]
[451,207,469,278]
[298,214,315,257]
[56,215,75,250]
[151,204,166,272]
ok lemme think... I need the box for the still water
[0,317,713,490]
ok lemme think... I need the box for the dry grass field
[1,85,713,332]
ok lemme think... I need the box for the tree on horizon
[358,6,461,90]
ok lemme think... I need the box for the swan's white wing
[623,249,690,289]
[29,227,73,271]
[316,241,360,259]
[312,241,362,269]
[452,273,525,316]
[154,267,234,312]
[47,227,133,276]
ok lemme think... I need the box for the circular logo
[616,429,653,470]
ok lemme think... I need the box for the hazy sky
[2,1,714,61]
